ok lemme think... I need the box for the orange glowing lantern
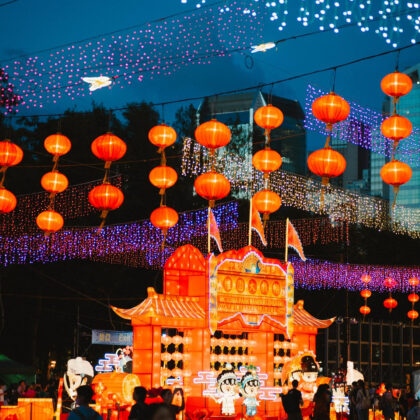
[0,140,23,167]
[361,274,371,284]
[381,72,413,98]
[384,297,398,311]
[312,93,350,126]
[360,306,371,315]
[307,147,346,185]
[89,184,124,214]
[195,120,231,150]
[41,171,69,194]
[409,277,419,287]
[149,166,178,194]
[148,124,177,149]
[44,133,71,157]
[407,310,419,320]
[36,210,64,233]
[254,105,284,130]
[150,206,179,231]
[0,188,17,213]
[91,133,127,168]
[194,172,230,207]
[253,190,281,219]
[380,161,412,194]
[383,277,397,289]
[361,289,372,299]
[381,115,412,142]
[252,148,282,175]
[408,293,419,303]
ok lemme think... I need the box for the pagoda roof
[293,300,335,328]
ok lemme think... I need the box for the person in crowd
[161,388,185,418]
[17,381,26,397]
[407,399,420,420]
[381,383,395,420]
[281,379,304,420]
[349,381,359,420]
[312,383,332,420]
[399,389,409,420]
[67,385,102,420]
[356,380,370,420]
[6,384,18,405]
[129,386,148,420]
[23,384,37,398]
[146,403,174,420]
[0,383,5,407]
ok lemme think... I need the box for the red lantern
[383,297,398,310]
[360,306,371,315]
[383,277,397,289]
[408,293,419,303]
[150,206,179,231]
[361,274,371,284]
[252,149,282,174]
[381,72,413,98]
[253,190,281,216]
[312,93,350,126]
[0,140,23,167]
[254,105,284,130]
[148,124,177,149]
[44,133,71,156]
[407,310,419,320]
[0,188,17,213]
[41,171,69,194]
[36,210,64,233]
[89,184,124,212]
[194,172,230,206]
[91,133,127,166]
[380,161,412,189]
[195,120,231,149]
[307,148,346,184]
[149,166,178,193]
[381,115,412,141]
[409,277,419,287]
[361,289,372,299]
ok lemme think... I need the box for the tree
[173,104,197,139]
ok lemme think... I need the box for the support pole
[248,198,252,246]
[285,218,289,262]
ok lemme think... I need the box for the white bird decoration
[81,76,113,91]
[251,42,276,53]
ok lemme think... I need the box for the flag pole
[285,217,289,262]
[248,197,253,246]
[207,206,211,254]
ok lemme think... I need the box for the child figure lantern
[214,364,239,415]
[240,369,261,417]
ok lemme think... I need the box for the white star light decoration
[81,76,113,92]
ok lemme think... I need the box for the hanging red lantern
[383,297,398,310]
[252,149,282,175]
[408,310,419,320]
[361,274,371,284]
[380,161,412,191]
[253,190,281,216]
[149,166,178,193]
[312,93,350,126]
[408,293,419,303]
[89,184,124,213]
[0,188,17,213]
[383,277,397,289]
[307,148,346,184]
[41,171,69,194]
[0,140,23,167]
[194,172,230,206]
[91,133,127,167]
[409,277,419,287]
[44,133,71,157]
[148,124,177,149]
[254,105,284,130]
[361,289,372,299]
[36,210,64,233]
[150,206,179,231]
[195,120,231,149]
[381,115,412,141]
[381,72,413,98]
[360,306,371,315]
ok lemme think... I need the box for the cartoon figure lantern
[214,364,239,415]
[240,369,261,417]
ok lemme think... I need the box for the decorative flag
[209,208,223,252]
[251,206,267,246]
[286,219,306,261]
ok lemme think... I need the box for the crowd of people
[0,380,58,406]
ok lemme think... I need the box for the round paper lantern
[41,171,69,194]
[312,93,350,125]
[361,289,372,299]
[383,277,397,289]
[409,277,419,287]
[360,305,371,315]
[36,210,64,233]
[381,115,412,141]
[194,172,230,205]
[0,140,23,167]
[307,148,346,184]
[252,149,282,174]
[361,274,371,284]
[0,188,17,213]
[254,105,284,130]
[384,297,398,310]
[380,161,412,189]
[148,124,177,149]
[407,310,419,320]
[91,133,127,165]
[44,133,71,156]
[381,72,412,98]
[150,206,179,231]
[195,120,231,149]
[89,184,124,212]
[408,293,419,303]
[149,166,178,192]
[253,190,281,215]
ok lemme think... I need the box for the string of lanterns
[407,277,419,321]
[383,277,398,313]
[380,71,413,207]
[359,274,372,316]
[148,124,179,248]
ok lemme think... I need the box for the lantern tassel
[161,229,167,251]
[263,213,269,229]
[392,186,399,209]
[0,168,6,188]
[97,210,109,232]
[264,129,271,146]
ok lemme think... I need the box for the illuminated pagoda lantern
[112,245,334,415]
